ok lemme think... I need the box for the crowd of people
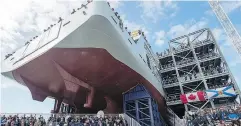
[159,51,219,73]
[162,76,178,85]
[202,65,226,76]
[1,114,46,126]
[1,114,128,126]
[176,58,195,66]
[156,39,211,58]
[197,51,218,60]
[161,67,225,85]
[185,105,241,126]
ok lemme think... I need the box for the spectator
[185,104,241,126]
[1,114,129,126]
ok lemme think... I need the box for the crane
[209,0,241,58]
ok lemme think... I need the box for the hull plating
[11,48,167,116]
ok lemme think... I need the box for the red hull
[12,48,167,118]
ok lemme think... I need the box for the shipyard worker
[193,71,197,78]
[60,103,64,113]
[218,107,229,121]
[58,17,63,23]
[71,9,76,14]
[119,16,124,32]
[188,73,192,80]
[217,66,222,73]
[97,110,104,118]
[228,109,240,126]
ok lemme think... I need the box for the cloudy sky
[1,0,241,113]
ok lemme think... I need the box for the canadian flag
[180,91,206,104]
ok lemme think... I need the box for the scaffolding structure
[123,85,166,126]
[156,28,240,117]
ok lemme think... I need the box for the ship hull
[11,48,166,115]
[2,1,168,122]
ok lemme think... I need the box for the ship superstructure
[157,28,240,117]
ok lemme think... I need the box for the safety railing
[4,0,92,66]
[1,113,141,126]
[123,113,141,126]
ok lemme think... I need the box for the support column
[187,34,215,108]
[135,100,140,122]
[84,87,95,108]
[64,105,67,113]
[168,41,188,111]
[208,29,241,96]
[60,103,64,113]
[54,99,63,113]
[54,99,57,112]
[148,98,154,126]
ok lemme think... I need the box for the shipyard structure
[1,1,240,126]
[157,28,240,117]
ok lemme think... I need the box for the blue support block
[123,85,167,126]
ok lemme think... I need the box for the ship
[1,1,181,125]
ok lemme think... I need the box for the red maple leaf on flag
[188,94,196,100]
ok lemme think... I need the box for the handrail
[13,20,63,65]
[1,113,141,126]
[123,113,141,126]
[6,1,91,65]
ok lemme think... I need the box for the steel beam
[169,38,188,111]
[187,33,215,108]
[208,29,241,96]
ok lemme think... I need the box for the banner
[206,86,236,99]
[180,91,205,104]
[130,30,141,40]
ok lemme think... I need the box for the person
[193,71,197,78]
[228,109,240,126]
[188,73,192,80]
[206,109,215,126]
[119,17,124,32]
[218,107,228,124]
[217,66,222,73]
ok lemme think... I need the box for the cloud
[0,0,86,59]
[220,1,241,14]
[1,76,29,91]
[206,1,241,17]
[0,0,88,90]
[154,31,166,46]
[107,0,123,9]
[150,18,209,50]
[230,56,241,67]
[204,9,214,16]
[167,18,208,39]
[138,1,178,23]
[212,27,241,70]
[212,28,227,42]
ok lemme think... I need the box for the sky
[0,0,241,114]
